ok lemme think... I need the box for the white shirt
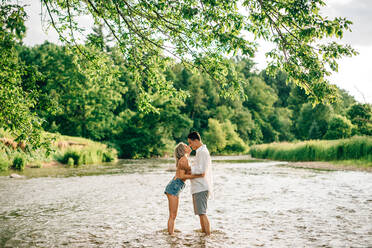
[190,144,213,198]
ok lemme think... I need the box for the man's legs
[199,214,210,235]
[193,191,210,235]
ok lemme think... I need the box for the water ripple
[0,158,371,247]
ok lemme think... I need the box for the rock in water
[10,173,25,179]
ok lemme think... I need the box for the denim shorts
[164,177,185,197]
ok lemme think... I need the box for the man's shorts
[192,190,209,215]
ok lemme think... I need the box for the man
[187,131,213,235]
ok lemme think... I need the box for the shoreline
[278,161,372,172]
[2,157,371,179]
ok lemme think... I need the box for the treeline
[13,40,371,158]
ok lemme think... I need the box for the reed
[250,136,372,163]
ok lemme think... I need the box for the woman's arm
[178,168,203,180]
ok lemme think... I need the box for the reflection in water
[0,157,371,247]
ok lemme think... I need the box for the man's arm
[178,158,203,179]
[178,169,203,179]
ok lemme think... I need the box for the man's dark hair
[187,131,201,141]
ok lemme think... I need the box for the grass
[0,129,117,174]
[250,136,372,166]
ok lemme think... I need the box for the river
[0,156,371,247]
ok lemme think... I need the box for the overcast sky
[22,0,371,103]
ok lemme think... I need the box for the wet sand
[280,161,372,172]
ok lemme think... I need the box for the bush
[203,118,226,154]
[0,157,10,172]
[102,150,116,162]
[12,156,26,171]
[203,119,248,154]
[223,120,248,154]
[59,151,82,167]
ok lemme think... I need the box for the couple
[164,131,213,235]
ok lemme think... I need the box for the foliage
[347,103,372,136]
[42,0,356,108]
[59,150,82,167]
[221,120,247,154]
[295,103,333,140]
[18,43,125,140]
[324,115,353,139]
[13,41,370,158]
[0,132,117,171]
[203,119,226,154]
[12,155,26,171]
[203,118,247,154]
[113,106,186,158]
[1,1,364,155]
[102,149,116,162]
[0,2,47,149]
[55,136,118,165]
[0,157,9,172]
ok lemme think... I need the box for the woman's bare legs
[166,194,179,235]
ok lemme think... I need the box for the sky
[22,0,371,103]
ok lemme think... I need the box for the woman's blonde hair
[174,142,187,167]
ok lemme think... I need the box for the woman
[164,142,203,235]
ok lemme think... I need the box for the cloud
[323,0,372,46]
[328,45,372,103]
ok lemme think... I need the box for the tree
[243,76,278,143]
[269,107,294,141]
[331,88,356,116]
[222,120,247,153]
[347,103,372,135]
[261,70,292,107]
[308,121,322,140]
[324,115,353,139]
[19,43,125,140]
[86,22,113,52]
[203,118,226,154]
[42,0,357,110]
[230,109,256,144]
[295,103,333,140]
[114,98,193,158]
[0,3,46,148]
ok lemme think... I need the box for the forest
[13,39,372,158]
[1,2,370,161]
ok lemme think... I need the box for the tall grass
[250,136,372,163]
[56,147,117,167]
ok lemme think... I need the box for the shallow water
[0,157,371,247]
